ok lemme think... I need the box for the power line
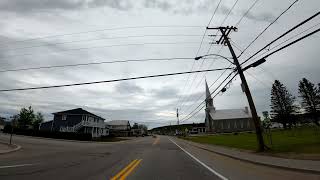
[181,25,320,123]
[241,11,320,65]
[0,57,196,73]
[181,72,238,122]
[179,65,232,116]
[238,0,299,58]
[258,27,320,60]
[179,53,231,113]
[235,0,260,27]
[243,21,320,66]
[1,25,205,46]
[180,71,236,121]
[0,67,232,92]
[0,41,209,60]
[175,0,224,110]
[195,0,223,57]
[2,34,206,52]
[179,0,239,111]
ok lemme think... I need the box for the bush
[233,132,238,135]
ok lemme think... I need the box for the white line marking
[169,138,228,180]
[0,164,35,169]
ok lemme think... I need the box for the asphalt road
[0,134,319,180]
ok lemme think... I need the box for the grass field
[182,126,320,154]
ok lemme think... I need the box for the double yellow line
[111,159,142,180]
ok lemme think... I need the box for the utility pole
[176,108,179,125]
[207,26,266,151]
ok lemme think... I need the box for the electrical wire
[0,41,208,60]
[174,0,224,111]
[0,67,232,92]
[241,19,320,66]
[0,25,205,46]
[181,72,238,122]
[179,64,233,116]
[235,0,260,27]
[2,34,206,52]
[0,57,196,73]
[178,0,240,112]
[238,0,299,58]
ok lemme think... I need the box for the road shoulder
[175,137,320,174]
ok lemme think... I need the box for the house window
[62,115,67,120]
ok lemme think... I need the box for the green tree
[262,111,271,129]
[270,80,296,129]
[132,123,139,129]
[18,106,35,129]
[33,112,44,130]
[298,78,320,126]
[138,124,148,135]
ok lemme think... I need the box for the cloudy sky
[0,0,319,129]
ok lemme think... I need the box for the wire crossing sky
[0,0,319,128]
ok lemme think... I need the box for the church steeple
[205,80,214,108]
[205,79,212,100]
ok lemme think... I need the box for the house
[204,81,255,133]
[106,120,131,137]
[40,108,109,138]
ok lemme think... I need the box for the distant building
[40,108,109,138]
[204,81,255,133]
[106,120,131,137]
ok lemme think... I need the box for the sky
[0,0,319,129]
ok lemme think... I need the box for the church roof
[209,108,251,120]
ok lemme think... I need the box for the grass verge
[182,126,320,155]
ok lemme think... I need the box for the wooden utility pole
[207,26,266,151]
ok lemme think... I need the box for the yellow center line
[110,159,138,180]
[152,137,160,145]
[119,159,142,180]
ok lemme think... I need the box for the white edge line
[169,138,228,180]
[0,164,35,169]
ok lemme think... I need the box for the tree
[132,123,139,129]
[298,78,320,126]
[262,111,271,129]
[18,106,35,129]
[33,112,44,130]
[138,124,148,135]
[270,80,296,129]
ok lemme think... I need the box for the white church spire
[205,79,212,100]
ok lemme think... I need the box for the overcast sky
[0,0,319,129]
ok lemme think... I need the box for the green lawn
[182,126,320,154]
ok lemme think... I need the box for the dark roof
[53,108,105,120]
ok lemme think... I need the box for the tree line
[269,78,320,128]
[8,106,44,130]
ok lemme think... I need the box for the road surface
[0,134,319,180]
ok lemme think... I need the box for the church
[204,81,255,133]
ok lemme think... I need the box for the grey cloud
[115,82,144,94]
[244,11,275,22]
[88,0,133,10]
[151,87,178,99]
[0,0,85,13]
[144,0,171,11]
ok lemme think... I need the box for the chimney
[244,107,249,114]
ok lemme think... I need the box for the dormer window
[62,115,67,120]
